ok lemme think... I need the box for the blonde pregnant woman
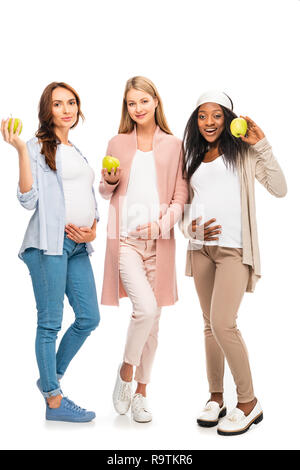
[99,76,188,423]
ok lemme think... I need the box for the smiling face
[51,87,78,131]
[197,102,225,144]
[126,88,158,127]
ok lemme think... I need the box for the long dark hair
[35,82,84,171]
[182,104,249,181]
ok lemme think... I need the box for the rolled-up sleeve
[17,140,39,210]
[17,185,38,209]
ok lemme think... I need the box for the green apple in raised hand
[102,155,120,173]
[8,118,23,135]
[230,117,247,138]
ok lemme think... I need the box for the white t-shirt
[190,156,242,248]
[60,144,96,228]
[120,149,160,237]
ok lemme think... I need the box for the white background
[0,0,299,451]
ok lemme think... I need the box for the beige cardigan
[179,137,287,292]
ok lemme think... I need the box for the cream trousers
[191,246,255,403]
[119,237,161,384]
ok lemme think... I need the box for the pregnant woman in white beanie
[180,90,287,435]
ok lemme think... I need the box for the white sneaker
[197,401,227,427]
[131,393,152,423]
[112,364,132,415]
[217,400,263,436]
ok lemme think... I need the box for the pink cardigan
[99,126,189,306]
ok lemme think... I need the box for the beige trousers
[119,237,161,384]
[191,246,255,403]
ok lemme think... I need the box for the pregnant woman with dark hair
[1,82,100,422]
[180,90,287,435]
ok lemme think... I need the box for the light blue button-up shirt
[17,137,100,260]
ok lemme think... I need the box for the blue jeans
[23,234,100,398]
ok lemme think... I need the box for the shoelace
[119,382,131,401]
[64,397,86,414]
[132,394,147,413]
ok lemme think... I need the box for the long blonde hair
[118,76,172,135]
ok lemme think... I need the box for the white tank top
[60,144,96,228]
[120,149,160,237]
[190,156,242,248]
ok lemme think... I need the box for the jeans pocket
[23,247,36,260]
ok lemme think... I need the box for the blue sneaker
[46,397,96,423]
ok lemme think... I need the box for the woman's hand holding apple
[239,116,265,145]
[1,118,26,153]
[102,167,121,185]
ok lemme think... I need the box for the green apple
[8,118,23,135]
[230,118,247,138]
[102,155,120,173]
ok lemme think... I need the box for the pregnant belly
[65,193,95,228]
